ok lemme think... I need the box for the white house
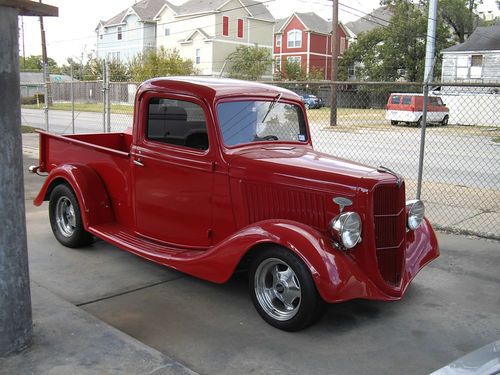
[154,0,275,76]
[95,0,166,62]
[441,24,500,84]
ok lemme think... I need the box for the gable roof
[344,6,392,37]
[275,12,349,36]
[181,28,212,43]
[172,0,274,21]
[442,25,500,52]
[100,0,173,28]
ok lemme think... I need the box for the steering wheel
[257,135,279,141]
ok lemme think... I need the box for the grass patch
[22,102,134,114]
[21,125,38,133]
[492,136,500,144]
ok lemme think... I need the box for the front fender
[175,219,384,303]
[34,164,114,229]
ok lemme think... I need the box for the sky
[18,0,500,65]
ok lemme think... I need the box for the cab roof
[137,76,301,102]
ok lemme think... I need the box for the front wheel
[390,120,398,125]
[49,184,93,248]
[441,115,449,126]
[249,246,326,331]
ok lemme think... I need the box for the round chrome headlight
[406,199,425,230]
[330,212,362,250]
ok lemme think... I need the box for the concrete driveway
[22,147,500,375]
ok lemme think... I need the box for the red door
[131,93,214,248]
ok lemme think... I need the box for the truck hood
[228,146,398,192]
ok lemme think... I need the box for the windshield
[217,100,308,147]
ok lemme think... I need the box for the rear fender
[34,164,114,228]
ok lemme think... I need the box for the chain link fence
[20,78,499,239]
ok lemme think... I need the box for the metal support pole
[0,6,33,357]
[416,0,438,199]
[106,61,111,133]
[102,59,106,133]
[43,62,49,131]
[329,0,339,126]
[70,64,75,134]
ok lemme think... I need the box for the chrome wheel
[55,196,76,237]
[254,258,302,321]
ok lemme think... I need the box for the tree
[340,0,452,82]
[282,61,305,81]
[19,55,58,71]
[128,47,195,82]
[227,45,272,80]
[439,0,476,42]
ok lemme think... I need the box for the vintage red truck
[31,77,439,331]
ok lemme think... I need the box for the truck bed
[37,130,133,227]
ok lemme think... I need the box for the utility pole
[39,0,52,106]
[416,0,438,200]
[21,16,26,69]
[0,0,58,357]
[329,0,339,127]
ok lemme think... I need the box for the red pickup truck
[31,77,439,331]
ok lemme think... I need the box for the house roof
[442,25,500,52]
[100,0,172,28]
[172,0,274,21]
[344,6,392,37]
[20,72,74,84]
[276,12,331,34]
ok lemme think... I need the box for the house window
[287,29,302,48]
[99,33,103,40]
[276,34,282,47]
[340,37,346,54]
[164,27,170,36]
[195,49,201,65]
[117,26,122,40]
[237,18,244,38]
[275,57,281,72]
[287,56,301,64]
[471,55,483,66]
[222,16,229,36]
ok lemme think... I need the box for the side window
[391,95,400,104]
[402,96,411,105]
[147,98,209,151]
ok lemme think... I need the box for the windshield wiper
[260,93,282,124]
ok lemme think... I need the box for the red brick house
[273,12,348,80]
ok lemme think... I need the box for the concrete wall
[440,92,500,126]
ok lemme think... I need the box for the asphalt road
[22,108,499,191]
[22,150,500,375]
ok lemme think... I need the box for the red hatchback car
[386,93,450,126]
[31,78,439,331]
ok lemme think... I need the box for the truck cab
[32,77,439,331]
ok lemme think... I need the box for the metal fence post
[43,62,49,131]
[106,61,111,133]
[102,59,106,133]
[70,64,75,134]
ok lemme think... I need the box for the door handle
[133,159,144,167]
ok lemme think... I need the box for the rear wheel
[441,115,449,126]
[249,246,326,331]
[49,184,93,248]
